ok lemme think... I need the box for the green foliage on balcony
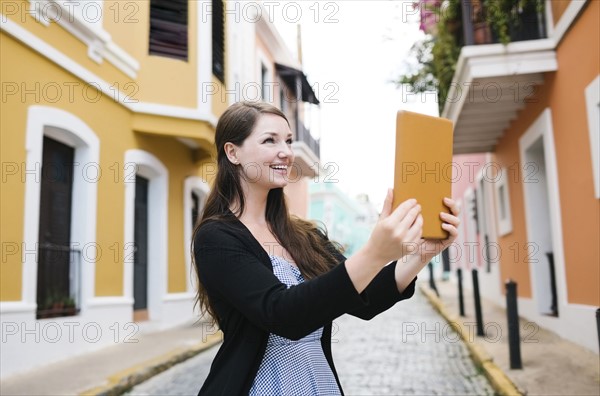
[394,0,462,114]
[395,0,545,114]
[485,0,545,44]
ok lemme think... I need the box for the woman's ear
[224,142,239,165]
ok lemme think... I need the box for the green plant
[395,0,545,113]
[484,0,544,44]
[394,0,462,114]
[63,296,76,308]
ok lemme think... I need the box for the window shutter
[212,0,225,83]
[149,0,188,61]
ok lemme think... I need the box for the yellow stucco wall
[1,31,214,300]
[3,0,200,108]
[1,32,27,301]
[2,1,132,97]
[127,1,198,107]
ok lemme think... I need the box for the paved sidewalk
[3,282,493,396]
[0,320,221,396]
[422,278,600,396]
[128,283,495,395]
[3,278,598,396]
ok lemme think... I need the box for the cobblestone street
[128,289,494,395]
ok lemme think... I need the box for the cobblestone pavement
[127,289,494,395]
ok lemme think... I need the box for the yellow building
[0,0,229,377]
[1,0,321,377]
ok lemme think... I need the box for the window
[585,75,600,198]
[36,136,80,319]
[212,0,225,83]
[123,150,169,320]
[191,191,200,231]
[184,177,209,293]
[495,168,513,236]
[280,84,290,115]
[19,107,99,323]
[149,0,188,61]
[261,63,269,101]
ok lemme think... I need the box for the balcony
[435,0,559,154]
[292,122,320,178]
[296,122,320,158]
[458,0,547,47]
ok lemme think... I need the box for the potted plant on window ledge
[63,296,77,316]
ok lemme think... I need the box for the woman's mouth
[270,164,288,173]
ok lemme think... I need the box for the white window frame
[24,0,140,77]
[494,167,513,236]
[585,75,600,199]
[183,176,210,293]
[17,106,99,316]
[256,49,274,104]
[123,149,168,321]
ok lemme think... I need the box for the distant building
[227,4,321,217]
[309,182,378,256]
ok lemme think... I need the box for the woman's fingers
[440,211,460,228]
[398,203,422,232]
[404,214,424,248]
[443,197,460,216]
[442,222,458,239]
[388,197,418,224]
[367,196,423,262]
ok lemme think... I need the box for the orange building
[441,0,599,353]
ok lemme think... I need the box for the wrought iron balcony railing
[459,1,547,46]
[296,122,320,159]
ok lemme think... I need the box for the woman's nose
[279,143,293,158]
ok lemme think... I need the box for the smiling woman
[224,113,295,193]
[191,101,460,395]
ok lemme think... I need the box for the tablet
[393,110,454,239]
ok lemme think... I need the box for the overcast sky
[272,1,439,210]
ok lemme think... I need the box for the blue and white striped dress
[249,255,342,396]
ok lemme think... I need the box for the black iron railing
[459,1,547,46]
[36,244,81,319]
[296,123,320,158]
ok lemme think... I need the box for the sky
[272,1,439,210]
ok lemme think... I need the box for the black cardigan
[193,216,417,395]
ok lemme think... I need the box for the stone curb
[419,284,523,396]
[78,333,222,396]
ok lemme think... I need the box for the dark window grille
[134,176,149,311]
[192,191,200,231]
[261,63,269,101]
[36,245,81,319]
[212,0,225,83]
[37,136,80,319]
[149,0,188,61]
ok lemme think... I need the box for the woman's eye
[286,139,293,145]
[263,138,274,143]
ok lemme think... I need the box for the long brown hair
[192,101,340,323]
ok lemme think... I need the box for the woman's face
[229,113,295,191]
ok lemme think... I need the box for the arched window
[21,106,99,319]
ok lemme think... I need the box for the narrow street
[128,289,494,395]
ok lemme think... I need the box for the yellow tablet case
[393,111,454,239]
